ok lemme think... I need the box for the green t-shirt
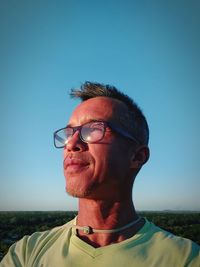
[1,218,199,267]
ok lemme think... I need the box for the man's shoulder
[111,219,200,267]
[147,219,199,246]
[0,218,75,266]
[24,217,74,244]
[143,219,200,264]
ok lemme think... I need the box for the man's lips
[64,158,90,172]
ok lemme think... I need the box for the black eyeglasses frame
[53,120,140,148]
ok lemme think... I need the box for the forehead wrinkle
[68,96,129,127]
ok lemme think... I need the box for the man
[1,82,199,266]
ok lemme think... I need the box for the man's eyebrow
[66,118,105,127]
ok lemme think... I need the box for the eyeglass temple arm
[108,123,140,144]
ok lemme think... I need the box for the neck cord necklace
[72,217,141,235]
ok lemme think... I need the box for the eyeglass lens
[81,122,104,142]
[55,121,105,147]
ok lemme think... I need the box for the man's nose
[65,131,87,152]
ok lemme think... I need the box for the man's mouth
[64,158,90,173]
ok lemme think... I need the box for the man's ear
[130,146,150,169]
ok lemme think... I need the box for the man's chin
[65,187,92,198]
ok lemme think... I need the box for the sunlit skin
[63,97,149,247]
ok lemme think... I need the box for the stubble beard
[65,182,94,198]
[66,188,92,198]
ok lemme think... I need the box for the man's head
[70,81,149,146]
[55,82,149,201]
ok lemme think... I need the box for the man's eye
[90,128,97,132]
[90,122,103,128]
[91,127,103,133]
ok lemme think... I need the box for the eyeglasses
[53,120,140,148]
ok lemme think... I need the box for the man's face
[63,97,135,201]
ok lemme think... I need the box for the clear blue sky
[0,1,199,211]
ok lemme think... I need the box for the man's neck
[75,198,143,247]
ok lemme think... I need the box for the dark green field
[0,211,200,261]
